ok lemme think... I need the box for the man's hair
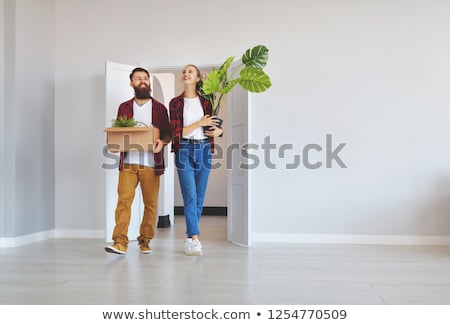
[129,67,150,81]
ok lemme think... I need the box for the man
[105,67,171,255]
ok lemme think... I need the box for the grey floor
[1,215,450,305]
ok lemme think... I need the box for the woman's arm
[182,115,217,137]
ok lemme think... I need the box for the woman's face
[182,65,200,86]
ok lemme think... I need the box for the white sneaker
[184,238,193,255]
[190,239,202,256]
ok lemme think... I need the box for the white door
[227,77,251,246]
[148,72,175,228]
[104,61,174,242]
[104,62,141,242]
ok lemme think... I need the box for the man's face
[131,71,151,99]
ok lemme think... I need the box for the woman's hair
[185,64,201,78]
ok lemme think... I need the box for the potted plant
[111,116,138,127]
[198,44,272,129]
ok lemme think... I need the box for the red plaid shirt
[117,98,171,175]
[169,93,215,153]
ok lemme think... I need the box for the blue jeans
[175,140,212,237]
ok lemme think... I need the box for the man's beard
[134,84,151,99]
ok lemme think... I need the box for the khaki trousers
[112,164,160,247]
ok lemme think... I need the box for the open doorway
[167,67,229,219]
[105,62,250,246]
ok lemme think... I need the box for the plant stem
[215,93,225,116]
[213,63,244,115]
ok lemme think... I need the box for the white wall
[54,0,450,242]
[2,0,17,238]
[0,0,5,236]
[250,0,450,240]
[1,0,55,241]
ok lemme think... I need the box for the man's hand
[153,139,164,153]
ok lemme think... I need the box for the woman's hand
[197,115,217,127]
[204,126,223,138]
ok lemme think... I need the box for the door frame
[150,64,252,247]
[105,62,251,246]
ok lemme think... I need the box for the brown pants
[112,164,160,247]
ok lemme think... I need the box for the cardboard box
[104,127,155,152]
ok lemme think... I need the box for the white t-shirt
[124,100,154,168]
[183,97,206,140]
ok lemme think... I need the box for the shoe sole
[140,250,152,254]
[105,246,126,255]
[189,250,202,256]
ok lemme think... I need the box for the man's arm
[153,103,172,153]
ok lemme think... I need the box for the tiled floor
[1,215,450,304]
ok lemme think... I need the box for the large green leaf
[218,79,239,94]
[218,56,235,82]
[202,70,220,95]
[239,68,272,93]
[242,45,269,69]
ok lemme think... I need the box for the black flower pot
[203,116,223,132]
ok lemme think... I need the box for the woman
[170,64,223,256]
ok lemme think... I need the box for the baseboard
[0,229,105,247]
[174,206,227,216]
[251,233,450,246]
[3,230,450,247]
[0,229,55,248]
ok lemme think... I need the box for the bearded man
[105,67,171,255]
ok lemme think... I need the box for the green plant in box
[111,116,138,127]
